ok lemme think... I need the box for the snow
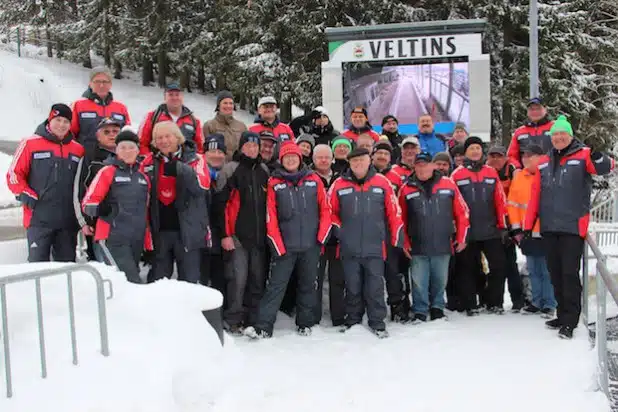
[0,47,255,142]
[0,153,17,207]
[0,262,226,412]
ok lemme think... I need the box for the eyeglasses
[102,129,119,136]
[92,80,111,85]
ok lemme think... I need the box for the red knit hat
[279,141,302,162]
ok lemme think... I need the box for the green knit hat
[550,115,573,136]
[331,136,352,151]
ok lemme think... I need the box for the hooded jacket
[139,104,203,154]
[507,117,553,168]
[7,122,84,229]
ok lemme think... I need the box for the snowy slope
[0,262,227,412]
[0,48,255,141]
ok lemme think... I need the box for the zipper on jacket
[251,165,261,242]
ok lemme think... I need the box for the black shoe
[540,308,556,319]
[225,323,244,336]
[558,325,574,339]
[296,326,312,336]
[332,319,345,327]
[243,326,272,339]
[522,304,541,315]
[411,313,427,324]
[371,328,390,339]
[487,306,505,315]
[466,309,480,317]
[430,308,446,321]
[545,318,561,330]
[511,300,525,312]
[339,322,360,333]
[391,302,411,323]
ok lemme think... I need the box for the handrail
[584,231,618,401]
[0,264,112,398]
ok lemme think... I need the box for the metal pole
[1,285,13,398]
[35,278,47,378]
[582,240,589,325]
[613,189,618,223]
[66,272,79,365]
[597,262,609,396]
[529,0,539,98]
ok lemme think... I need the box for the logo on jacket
[406,192,420,200]
[184,124,195,131]
[115,176,131,182]
[80,112,97,119]
[372,187,384,194]
[304,181,317,187]
[33,152,51,159]
[338,188,353,196]
[161,189,173,198]
[274,183,287,191]
[112,113,125,120]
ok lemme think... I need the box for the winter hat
[239,131,260,149]
[312,106,329,118]
[97,117,122,130]
[350,106,368,117]
[48,103,73,123]
[90,66,113,81]
[331,137,352,151]
[464,136,484,153]
[206,133,226,153]
[373,141,393,155]
[433,152,452,164]
[279,141,303,162]
[296,133,316,149]
[215,90,234,111]
[487,145,507,156]
[415,152,433,164]
[115,129,139,147]
[453,122,467,133]
[381,115,398,126]
[165,83,181,92]
[550,115,573,136]
[527,97,544,107]
[347,147,370,161]
[450,143,465,157]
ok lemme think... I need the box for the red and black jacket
[342,126,380,143]
[525,139,615,238]
[328,167,404,260]
[451,160,508,242]
[71,88,131,153]
[7,122,84,229]
[138,104,203,154]
[399,171,470,256]
[140,142,211,251]
[82,158,152,249]
[392,162,414,184]
[266,168,332,256]
[249,116,295,142]
[507,117,553,168]
[377,165,403,193]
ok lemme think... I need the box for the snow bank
[0,262,228,412]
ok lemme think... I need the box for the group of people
[6,67,614,341]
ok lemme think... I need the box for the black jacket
[382,130,404,162]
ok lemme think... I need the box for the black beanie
[115,129,139,146]
[239,131,260,149]
[373,141,393,155]
[48,103,73,123]
[464,136,484,153]
[215,90,234,111]
[381,115,398,126]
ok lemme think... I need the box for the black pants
[150,231,201,284]
[342,257,387,330]
[224,241,266,327]
[254,247,320,334]
[27,226,77,262]
[201,251,227,305]
[317,244,346,326]
[446,255,460,310]
[86,235,96,261]
[280,267,298,315]
[504,243,524,305]
[544,233,584,328]
[385,246,407,306]
[456,238,507,310]
[98,239,143,283]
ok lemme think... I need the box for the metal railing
[591,192,618,224]
[584,229,618,406]
[0,264,113,398]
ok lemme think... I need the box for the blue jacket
[417,132,447,157]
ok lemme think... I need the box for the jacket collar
[463,157,484,172]
[254,115,280,128]
[157,103,192,118]
[35,122,74,145]
[342,165,377,184]
[525,116,551,128]
[82,87,113,106]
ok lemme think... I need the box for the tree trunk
[114,59,122,79]
[57,40,63,60]
[82,49,92,68]
[179,66,189,91]
[69,0,78,16]
[46,25,53,58]
[142,55,154,86]
[197,61,205,92]
[239,92,247,110]
[279,95,292,123]
[157,48,167,87]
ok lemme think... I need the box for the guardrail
[583,229,618,405]
[0,264,113,398]
[591,194,618,224]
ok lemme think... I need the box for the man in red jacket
[71,66,131,154]
[524,115,614,339]
[507,97,553,168]
[329,148,404,338]
[342,107,380,143]
[244,142,331,339]
[249,96,295,142]
[451,136,509,315]
[138,83,204,154]
[7,104,85,262]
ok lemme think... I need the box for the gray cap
[401,136,420,147]
[488,145,507,156]
[296,133,316,149]
[90,66,113,81]
[454,122,467,132]
[258,96,277,107]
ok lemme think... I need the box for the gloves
[591,151,603,162]
[163,159,178,177]
[18,192,37,209]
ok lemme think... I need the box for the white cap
[313,106,329,117]
[258,96,277,107]
[401,136,420,147]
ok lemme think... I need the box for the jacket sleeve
[6,138,38,202]
[452,182,470,245]
[138,112,154,155]
[194,118,204,153]
[266,180,286,256]
[493,170,508,230]
[315,177,332,244]
[123,105,132,126]
[176,155,210,198]
[585,148,615,176]
[215,163,238,238]
[507,131,522,169]
[70,101,81,138]
[524,168,542,231]
[73,157,91,228]
[398,188,411,251]
[327,180,342,238]
[81,166,115,217]
[383,180,404,248]
[506,173,525,232]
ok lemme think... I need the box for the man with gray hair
[312,143,346,326]
[71,66,131,155]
